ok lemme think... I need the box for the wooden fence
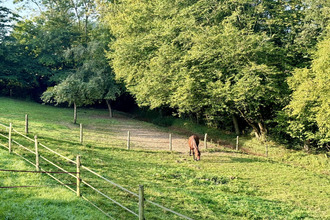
[0,121,193,220]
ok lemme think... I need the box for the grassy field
[0,149,107,219]
[0,97,329,219]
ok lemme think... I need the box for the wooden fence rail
[0,121,193,220]
[13,128,34,142]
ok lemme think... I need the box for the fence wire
[82,179,138,217]
[81,165,139,197]
[81,195,115,220]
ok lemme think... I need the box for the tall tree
[286,26,330,149]
[0,1,41,98]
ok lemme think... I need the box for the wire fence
[0,115,215,153]
[0,120,194,220]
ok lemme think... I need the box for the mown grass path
[0,97,329,219]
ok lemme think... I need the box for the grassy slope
[0,97,329,219]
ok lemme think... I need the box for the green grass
[0,150,107,219]
[0,97,329,219]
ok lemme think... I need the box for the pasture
[0,97,329,219]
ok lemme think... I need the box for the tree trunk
[251,123,261,139]
[196,112,201,124]
[71,0,81,29]
[85,14,88,44]
[304,139,310,151]
[106,100,113,118]
[73,102,77,124]
[258,122,267,141]
[236,108,266,139]
[232,115,240,135]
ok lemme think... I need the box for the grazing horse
[188,135,201,161]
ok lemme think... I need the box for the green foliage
[286,26,330,148]
[0,2,42,98]
[0,1,19,41]
[294,0,330,64]
[66,38,121,103]
[41,74,91,107]
[102,0,289,138]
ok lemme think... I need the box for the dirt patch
[104,114,221,153]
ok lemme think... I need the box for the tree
[294,0,330,65]
[286,26,330,149]
[102,0,287,138]
[65,38,121,118]
[0,1,18,41]
[41,22,121,122]
[41,74,91,124]
[0,2,43,98]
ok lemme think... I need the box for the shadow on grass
[228,156,265,164]
[0,194,108,219]
[38,136,81,146]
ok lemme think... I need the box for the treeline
[0,0,329,150]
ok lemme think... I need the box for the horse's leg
[193,150,195,160]
[189,148,192,156]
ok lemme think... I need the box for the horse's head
[195,149,201,161]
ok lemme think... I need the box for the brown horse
[188,135,201,161]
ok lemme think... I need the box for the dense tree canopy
[100,0,329,147]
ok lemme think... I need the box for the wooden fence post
[169,134,172,151]
[80,123,83,144]
[204,133,207,149]
[139,185,145,220]
[236,136,239,151]
[8,123,12,153]
[127,131,130,150]
[25,114,28,135]
[76,155,81,197]
[35,135,40,171]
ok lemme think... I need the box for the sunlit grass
[0,97,329,219]
[0,150,107,219]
